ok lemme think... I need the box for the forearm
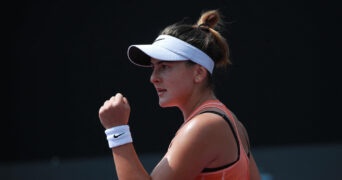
[112,143,151,180]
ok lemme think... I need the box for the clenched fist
[98,93,131,129]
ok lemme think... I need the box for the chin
[158,102,170,108]
[158,99,175,108]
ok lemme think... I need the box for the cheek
[164,66,195,92]
[168,75,193,94]
[167,72,191,86]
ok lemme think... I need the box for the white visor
[127,35,215,74]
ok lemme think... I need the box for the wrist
[105,125,133,148]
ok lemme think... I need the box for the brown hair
[160,9,231,69]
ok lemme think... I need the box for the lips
[156,88,167,96]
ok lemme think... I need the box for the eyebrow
[150,60,170,66]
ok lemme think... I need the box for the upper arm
[151,114,231,179]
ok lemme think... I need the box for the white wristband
[105,125,133,148]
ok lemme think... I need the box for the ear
[193,65,208,83]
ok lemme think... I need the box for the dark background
[6,0,340,163]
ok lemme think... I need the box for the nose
[150,68,160,84]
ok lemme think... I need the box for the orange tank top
[187,100,250,180]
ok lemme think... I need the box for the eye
[161,64,169,69]
[160,62,173,69]
[151,61,171,71]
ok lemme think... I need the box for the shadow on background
[1,143,341,180]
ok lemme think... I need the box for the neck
[179,90,217,121]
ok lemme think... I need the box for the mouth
[156,88,167,96]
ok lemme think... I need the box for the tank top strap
[186,100,244,151]
[187,100,238,128]
[186,100,226,121]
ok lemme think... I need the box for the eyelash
[161,64,169,69]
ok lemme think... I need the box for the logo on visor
[153,38,165,42]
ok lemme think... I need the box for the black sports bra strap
[199,109,241,172]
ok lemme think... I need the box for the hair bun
[197,10,221,29]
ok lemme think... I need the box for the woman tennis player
[99,9,261,179]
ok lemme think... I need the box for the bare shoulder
[155,113,231,179]
[180,112,230,139]
[172,112,237,158]
[168,112,229,154]
[174,112,232,148]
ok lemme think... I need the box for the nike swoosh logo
[153,38,165,42]
[113,132,125,138]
